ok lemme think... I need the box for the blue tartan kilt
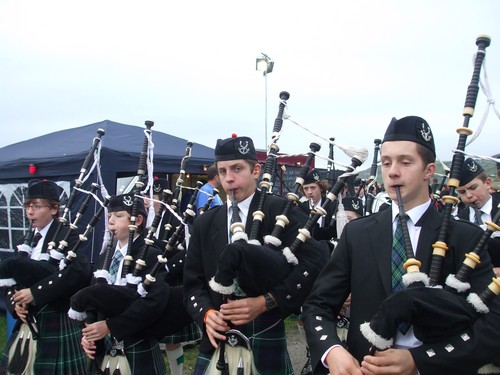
[195,314,294,375]
[0,305,88,375]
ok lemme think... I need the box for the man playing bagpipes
[457,158,500,277]
[302,116,500,374]
[297,168,337,247]
[183,134,329,374]
[0,179,90,374]
[144,176,201,375]
[78,193,169,375]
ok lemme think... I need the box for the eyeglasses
[24,204,50,211]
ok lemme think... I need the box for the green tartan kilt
[0,306,88,375]
[195,313,294,375]
[161,320,201,344]
[162,275,201,345]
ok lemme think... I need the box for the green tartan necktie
[391,215,407,292]
[391,214,412,334]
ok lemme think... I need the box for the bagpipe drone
[68,126,194,340]
[359,36,500,366]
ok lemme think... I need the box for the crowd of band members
[1,122,499,375]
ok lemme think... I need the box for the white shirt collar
[227,192,254,222]
[391,199,431,226]
[308,197,322,209]
[38,219,54,238]
[472,195,492,216]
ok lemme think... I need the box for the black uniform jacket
[457,192,500,267]
[298,198,338,242]
[303,203,500,375]
[19,221,87,312]
[183,190,330,353]
[94,236,170,342]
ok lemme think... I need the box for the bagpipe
[360,191,500,351]
[60,194,111,270]
[46,128,106,264]
[156,140,196,283]
[207,91,300,375]
[364,138,382,216]
[199,187,220,215]
[69,120,157,321]
[206,91,368,373]
[330,140,377,242]
[360,36,500,364]
[0,129,105,375]
[0,129,105,324]
[209,91,368,300]
[0,182,101,295]
[68,132,196,341]
[143,178,203,289]
[325,137,336,188]
[159,141,194,243]
[0,128,105,288]
[208,91,311,298]
[67,121,191,375]
[208,192,259,375]
[430,159,451,212]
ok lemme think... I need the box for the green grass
[0,314,6,350]
[180,341,199,374]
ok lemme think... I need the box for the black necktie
[31,232,42,248]
[473,207,483,225]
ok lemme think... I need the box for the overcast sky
[1,0,499,171]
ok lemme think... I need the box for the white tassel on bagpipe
[335,201,349,239]
[86,135,112,260]
[452,149,500,167]
[140,129,156,228]
[284,114,369,162]
[138,193,190,249]
[467,50,500,146]
[268,98,369,175]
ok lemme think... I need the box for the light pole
[256,53,274,148]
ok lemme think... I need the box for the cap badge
[419,122,432,142]
[153,184,162,193]
[313,172,320,181]
[467,160,478,173]
[123,195,133,206]
[238,141,250,155]
[351,200,360,210]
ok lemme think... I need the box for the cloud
[1,0,499,170]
